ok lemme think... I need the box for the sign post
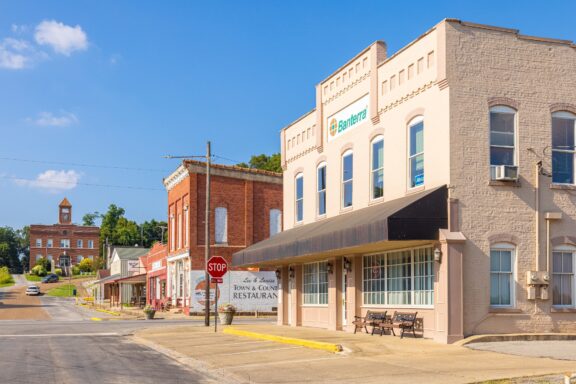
[207,256,228,333]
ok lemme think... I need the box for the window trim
[316,162,327,217]
[489,105,518,179]
[295,173,304,224]
[269,208,282,237]
[214,207,228,245]
[341,149,354,209]
[551,111,576,185]
[489,242,516,308]
[407,116,424,189]
[361,245,434,309]
[370,135,384,201]
[552,244,576,308]
[302,261,329,307]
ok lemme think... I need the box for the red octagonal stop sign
[207,256,228,278]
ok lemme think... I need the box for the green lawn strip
[72,274,96,280]
[25,274,42,282]
[46,284,77,297]
[0,281,15,288]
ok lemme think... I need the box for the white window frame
[316,162,327,217]
[408,116,424,189]
[269,209,282,237]
[178,213,182,249]
[552,245,576,307]
[370,135,384,200]
[185,207,189,247]
[60,239,70,249]
[47,239,53,248]
[295,173,304,223]
[87,240,94,249]
[170,214,175,251]
[35,239,42,247]
[77,239,83,249]
[551,111,576,185]
[341,150,353,209]
[77,255,84,263]
[215,207,228,244]
[489,106,517,179]
[302,261,329,306]
[362,246,434,309]
[489,242,516,308]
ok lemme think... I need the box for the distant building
[163,160,283,313]
[140,242,168,308]
[29,198,100,272]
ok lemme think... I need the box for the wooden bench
[352,310,388,335]
[377,311,418,338]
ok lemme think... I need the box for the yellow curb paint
[94,308,121,316]
[91,317,103,321]
[223,328,343,353]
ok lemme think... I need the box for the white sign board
[127,260,140,274]
[326,94,370,142]
[151,260,162,271]
[190,270,278,312]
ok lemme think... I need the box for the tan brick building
[233,19,576,343]
[29,198,100,271]
[163,160,282,313]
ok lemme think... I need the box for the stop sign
[207,256,228,278]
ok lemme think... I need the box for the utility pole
[204,141,211,327]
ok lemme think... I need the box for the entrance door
[342,263,348,327]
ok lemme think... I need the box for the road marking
[225,355,345,369]
[91,317,103,321]
[0,333,119,337]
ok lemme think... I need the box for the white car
[25,285,40,296]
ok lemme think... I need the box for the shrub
[72,265,80,275]
[55,268,63,276]
[31,265,47,277]
[0,266,13,284]
[78,258,93,273]
[36,257,51,272]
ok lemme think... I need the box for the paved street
[0,278,251,383]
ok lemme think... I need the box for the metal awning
[105,273,146,285]
[92,273,120,285]
[233,185,447,267]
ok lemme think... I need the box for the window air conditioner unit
[494,165,518,181]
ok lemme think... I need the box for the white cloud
[16,170,81,193]
[34,20,87,56]
[28,111,79,127]
[0,38,33,69]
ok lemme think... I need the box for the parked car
[25,285,40,296]
[41,274,59,283]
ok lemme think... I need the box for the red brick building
[162,160,282,312]
[140,242,168,308]
[29,198,100,271]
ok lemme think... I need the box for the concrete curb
[456,333,576,346]
[223,327,343,353]
[131,335,246,384]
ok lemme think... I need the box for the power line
[212,154,244,164]
[0,175,164,191]
[0,156,171,173]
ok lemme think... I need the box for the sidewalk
[134,324,576,384]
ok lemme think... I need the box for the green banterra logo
[329,105,368,137]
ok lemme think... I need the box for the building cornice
[163,165,189,191]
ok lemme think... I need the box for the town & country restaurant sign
[327,94,369,142]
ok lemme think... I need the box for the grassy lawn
[46,284,77,297]
[72,273,96,280]
[0,281,14,288]
[25,274,42,282]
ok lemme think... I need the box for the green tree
[78,258,94,272]
[82,212,101,226]
[237,153,282,173]
[139,219,168,247]
[0,227,22,273]
[99,204,126,256]
[16,226,29,273]
[115,217,140,246]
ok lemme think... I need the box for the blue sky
[1,1,574,229]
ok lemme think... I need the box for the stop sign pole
[207,256,228,333]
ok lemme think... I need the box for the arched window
[295,173,304,223]
[552,111,576,184]
[490,106,517,179]
[408,116,424,188]
[317,162,327,216]
[342,150,353,208]
[371,136,384,199]
[552,245,576,306]
[215,207,228,244]
[270,209,282,237]
[490,243,515,307]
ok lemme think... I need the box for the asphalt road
[0,276,268,383]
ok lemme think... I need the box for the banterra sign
[327,94,369,142]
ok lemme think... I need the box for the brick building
[233,19,576,343]
[29,198,100,272]
[163,160,282,313]
[140,242,168,308]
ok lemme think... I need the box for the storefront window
[303,261,328,305]
[363,247,434,306]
